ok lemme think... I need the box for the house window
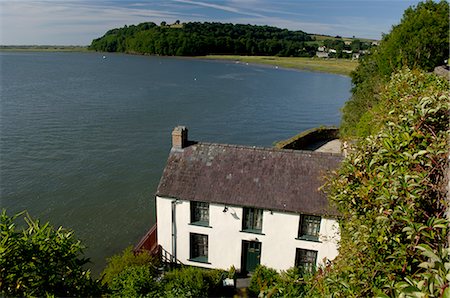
[298,215,321,241]
[242,207,263,233]
[191,201,209,226]
[295,248,317,273]
[190,233,208,263]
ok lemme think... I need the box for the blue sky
[1,0,422,45]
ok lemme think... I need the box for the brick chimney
[172,126,188,150]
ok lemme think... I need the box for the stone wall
[275,127,339,150]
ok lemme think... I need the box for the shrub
[248,265,280,296]
[248,266,312,297]
[0,210,102,297]
[108,265,159,297]
[101,246,157,285]
[161,266,226,298]
[275,267,311,297]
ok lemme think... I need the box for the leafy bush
[0,210,102,297]
[274,267,312,297]
[309,69,449,297]
[108,265,159,297]
[249,266,312,297]
[101,246,157,285]
[248,265,280,296]
[161,266,226,298]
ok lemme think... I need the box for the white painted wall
[156,196,340,272]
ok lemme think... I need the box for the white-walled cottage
[140,126,342,274]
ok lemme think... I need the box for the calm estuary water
[1,52,350,273]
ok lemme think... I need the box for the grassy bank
[200,55,358,76]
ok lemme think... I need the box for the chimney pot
[172,126,188,149]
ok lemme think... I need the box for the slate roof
[156,142,342,216]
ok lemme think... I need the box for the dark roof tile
[156,143,342,216]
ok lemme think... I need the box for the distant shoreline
[0,47,357,76]
[197,55,357,76]
[0,45,89,52]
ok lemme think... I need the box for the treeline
[89,22,318,57]
[340,0,449,137]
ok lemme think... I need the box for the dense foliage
[0,210,102,297]
[249,265,311,297]
[89,22,318,57]
[100,246,157,286]
[340,0,449,136]
[309,69,449,296]
[160,266,226,297]
[108,265,159,297]
[101,246,229,297]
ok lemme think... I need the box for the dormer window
[298,215,321,241]
[191,201,209,226]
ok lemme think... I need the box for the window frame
[190,201,210,226]
[298,214,321,241]
[242,207,264,234]
[295,248,318,273]
[189,233,209,263]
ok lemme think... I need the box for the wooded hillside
[89,22,318,57]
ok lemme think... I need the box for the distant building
[328,49,337,54]
[316,51,329,58]
[317,46,327,52]
[138,126,342,274]
[352,53,360,60]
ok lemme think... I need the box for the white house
[143,126,342,274]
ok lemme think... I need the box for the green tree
[308,69,450,297]
[340,0,449,137]
[350,39,361,52]
[0,210,102,297]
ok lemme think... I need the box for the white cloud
[0,0,184,45]
[173,0,264,17]
[0,0,414,44]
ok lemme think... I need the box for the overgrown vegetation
[100,246,157,286]
[0,210,102,297]
[249,265,312,297]
[1,212,232,297]
[160,266,227,297]
[309,69,449,297]
[100,245,229,297]
[340,0,449,137]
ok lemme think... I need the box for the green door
[242,240,261,273]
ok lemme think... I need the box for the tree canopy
[89,22,318,57]
[340,0,449,137]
